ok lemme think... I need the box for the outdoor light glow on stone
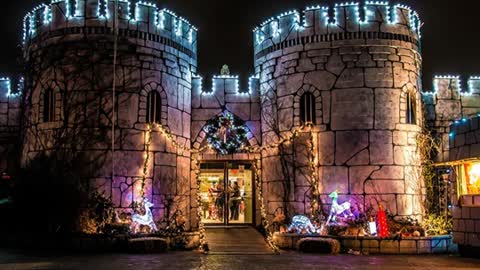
[12,0,480,255]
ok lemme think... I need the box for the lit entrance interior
[199,162,254,225]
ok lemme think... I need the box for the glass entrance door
[199,162,254,225]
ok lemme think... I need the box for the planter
[273,232,457,254]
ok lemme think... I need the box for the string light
[22,1,197,43]
[252,3,422,39]
[0,78,11,98]
[193,155,208,252]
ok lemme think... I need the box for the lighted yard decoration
[376,204,389,238]
[326,190,353,225]
[288,215,317,234]
[368,216,377,236]
[131,198,158,234]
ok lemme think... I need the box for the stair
[205,227,275,255]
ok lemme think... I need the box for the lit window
[406,92,417,125]
[300,92,316,124]
[43,88,55,122]
[146,91,161,124]
[458,163,480,195]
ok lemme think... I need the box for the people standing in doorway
[215,181,225,220]
[229,182,241,220]
[207,182,218,219]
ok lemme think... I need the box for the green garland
[204,111,248,155]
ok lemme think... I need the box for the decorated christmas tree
[376,204,389,238]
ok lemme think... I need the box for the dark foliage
[7,154,90,234]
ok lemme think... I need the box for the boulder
[296,237,341,254]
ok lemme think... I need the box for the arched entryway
[192,111,261,226]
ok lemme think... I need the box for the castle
[1,0,480,233]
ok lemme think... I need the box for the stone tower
[253,3,424,220]
[21,0,197,227]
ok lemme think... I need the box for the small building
[442,116,480,255]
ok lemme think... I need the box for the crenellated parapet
[0,77,23,101]
[422,75,480,162]
[0,77,22,172]
[0,76,22,134]
[191,75,261,147]
[422,76,480,96]
[253,1,421,59]
[192,75,260,96]
[23,0,197,60]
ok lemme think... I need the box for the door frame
[200,160,256,227]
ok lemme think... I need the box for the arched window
[406,91,417,125]
[300,92,316,124]
[146,91,161,124]
[43,88,55,122]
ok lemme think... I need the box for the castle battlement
[422,76,480,97]
[192,75,260,96]
[253,2,421,57]
[23,0,197,55]
[0,77,22,102]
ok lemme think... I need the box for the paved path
[205,227,274,254]
[0,249,479,270]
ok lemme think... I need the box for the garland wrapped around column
[307,124,319,219]
[193,155,208,252]
[139,123,153,200]
[252,155,279,253]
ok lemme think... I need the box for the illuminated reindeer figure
[326,190,353,225]
[131,198,158,234]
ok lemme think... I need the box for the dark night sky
[1,0,479,90]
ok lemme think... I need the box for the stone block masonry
[21,0,197,229]
[452,195,480,249]
[423,76,480,163]
[255,2,424,221]
[0,78,21,173]
[3,0,480,234]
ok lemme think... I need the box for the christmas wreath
[204,111,248,155]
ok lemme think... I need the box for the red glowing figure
[376,204,389,238]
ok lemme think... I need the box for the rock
[128,237,168,253]
[296,238,341,254]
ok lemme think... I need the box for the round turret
[254,2,424,220]
[21,0,197,228]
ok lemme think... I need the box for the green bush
[422,214,452,236]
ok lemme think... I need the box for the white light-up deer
[326,190,353,225]
[131,198,158,234]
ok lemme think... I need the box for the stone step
[205,227,274,254]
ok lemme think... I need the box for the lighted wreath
[204,111,249,155]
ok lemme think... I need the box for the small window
[43,88,55,122]
[300,92,316,124]
[146,91,161,124]
[406,92,417,125]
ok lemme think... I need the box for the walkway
[204,227,275,255]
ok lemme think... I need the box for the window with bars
[43,88,55,122]
[146,90,161,124]
[300,92,316,125]
[406,91,417,125]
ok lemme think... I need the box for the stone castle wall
[448,115,480,162]
[0,78,21,173]
[254,3,425,220]
[191,75,261,152]
[21,0,197,228]
[423,76,480,162]
[2,0,479,231]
